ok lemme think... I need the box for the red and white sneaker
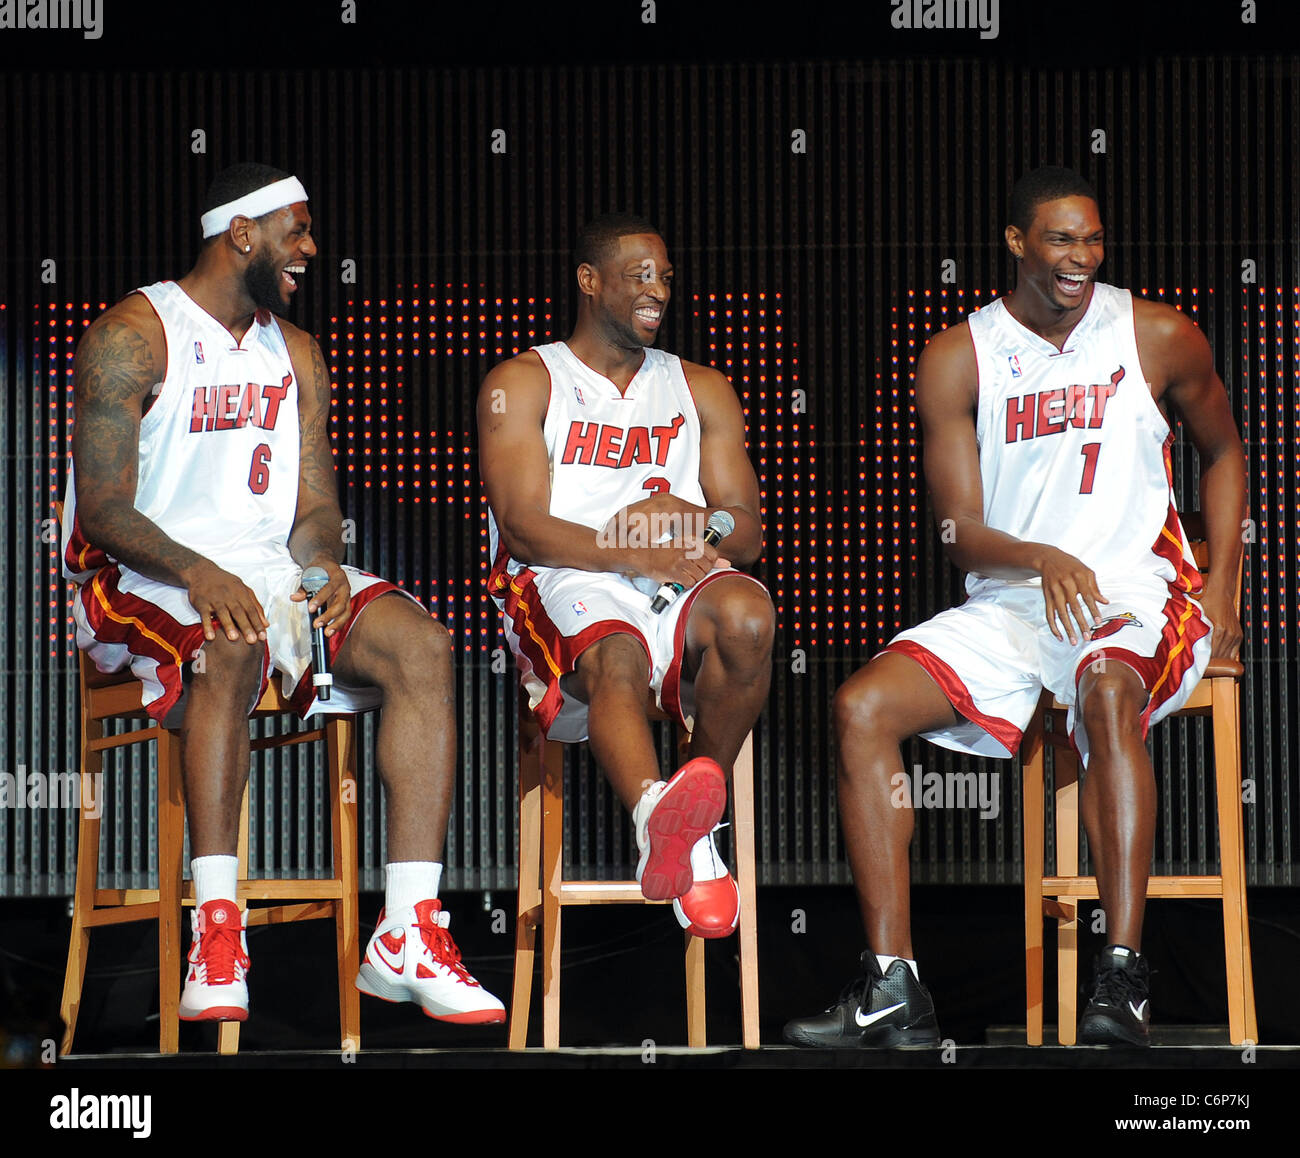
[673,826,740,938]
[634,756,727,901]
[356,900,506,1024]
[179,899,249,1022]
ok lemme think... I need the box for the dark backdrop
[2,3,1297,897]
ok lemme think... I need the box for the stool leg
[685,933,706,1046]
[61,719,106,1056]
[329,716,361,1052]
[1021,707,1046,1046]
[1055,745,1080,1046]
[510,713,544,1050]
[217,782,251,1056]
[1211,677,1248,1044]
[732,730,761,1049]
[540,735,564,1049]
[158,731,185,1054]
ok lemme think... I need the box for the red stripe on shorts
[502,568,650,737]
[78,566,209,722]
[1074,586,1211,736]
[288,578,403,715]
[879,638,1025,754]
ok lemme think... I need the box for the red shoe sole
[640,757,727,900]
[179,1007,248,1022]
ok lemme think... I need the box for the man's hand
[1037,545,1109,645]
[1197,586,1243,660]
[622,532,729,590]
[289,559,354,638]
[184,560,269,644]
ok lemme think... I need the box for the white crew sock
[385,861,442,912]
[192,854,239,909]
[876,953,920,982]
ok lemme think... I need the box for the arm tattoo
[72,318,205,585]
[288,338,345,567]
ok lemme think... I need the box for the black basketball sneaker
[1079,945,1151,1046]
[783,951,941,1048]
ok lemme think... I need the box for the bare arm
[71,296,268,643]
[72,302,201,583]
[917,324,1107,642]
[1140,300,1246,658]
[477,353,721,588]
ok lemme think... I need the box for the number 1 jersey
[965,282,1202,599]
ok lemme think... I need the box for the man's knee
[695,581,775,662]
[1078,664,1147,744]
[574,633,649,697]
[832,666,914,751]
[189,635,262,700]
[344,597,452,688]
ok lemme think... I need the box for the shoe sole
[179,1005,248,1022]
[1079,1016,1150,1047]
[639,758,727,900]
[782,1024,941,1049]
[356,963,507,1025]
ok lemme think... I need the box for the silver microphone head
[705,510,736,539]
[300,565,330,596]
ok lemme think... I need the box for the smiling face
[1006,195,1104,317]
[243,201,315,312]
[583,232,673,350]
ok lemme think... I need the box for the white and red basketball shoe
[634,756,728,901]
[356,900,506,1024]
[673,826,740,938]
[178,899,250,1022]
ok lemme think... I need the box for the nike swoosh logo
[371,938,405,973]
[855,1001,906,1028]
[1129,1000,1148,1020]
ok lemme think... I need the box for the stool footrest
[83,902,162,927]
[558,880,670,904]
[244,901,336,926]
[1040,875,1225,899]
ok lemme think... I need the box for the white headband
[200,176,309,239]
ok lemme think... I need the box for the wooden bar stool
[1021,514,1257,1045]
[60,654,362,1054]
[509,698,761,1049]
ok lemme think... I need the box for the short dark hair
[201,162,292,221]
[1008,166,1098,234]
[573,213,661,272]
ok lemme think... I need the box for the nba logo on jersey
[571,600,588,616]
[1007,353,1022,378]
[194,341,205,364]
[573,386,585,406]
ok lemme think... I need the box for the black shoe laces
[1092,960,1148,1008]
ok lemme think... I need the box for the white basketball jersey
[966,283,1202,597]
[487,341,705,589]
[64,280,300,579]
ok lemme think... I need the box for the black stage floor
[5,884,1299,1138]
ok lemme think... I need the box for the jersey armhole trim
[132,288,169,418]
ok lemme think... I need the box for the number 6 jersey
[63,280,300,581]
[965,281,1202,598]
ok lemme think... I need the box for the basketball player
[784,167,1245,1047]
[63,163,504,1028]
[478,214,774,937]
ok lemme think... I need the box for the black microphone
[300,566,333,702]
[650,510,736,614]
